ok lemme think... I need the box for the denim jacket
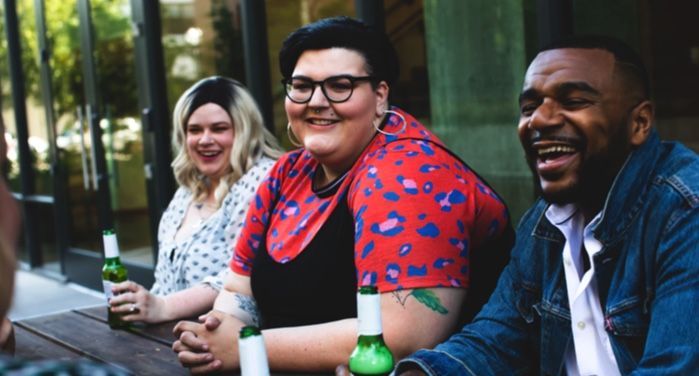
[396,131,699,376]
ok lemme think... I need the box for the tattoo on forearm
[391,289,448,315]
[234,294,261,326]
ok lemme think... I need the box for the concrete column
[423,0,533,220]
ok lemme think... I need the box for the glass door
[81,0,153,267]
[38,0,155,289]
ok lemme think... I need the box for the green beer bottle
[238,325,270,376]
[101,229,129,329]
[349,285,394,376]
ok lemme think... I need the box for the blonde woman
[109,77,282,324]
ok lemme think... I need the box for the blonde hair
[171,77,283,206]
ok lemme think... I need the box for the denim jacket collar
[532,130,662,248]
[592,130,661,245]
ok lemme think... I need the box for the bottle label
[102,280,114,301]
[238,335,270,376]
[357,293,382,335]
[103,233,120,258]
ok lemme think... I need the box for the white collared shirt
[545,204,620,376]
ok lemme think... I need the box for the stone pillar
[423,0,533,220]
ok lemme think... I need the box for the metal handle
[86,104,99,191]
[76,106,91,190]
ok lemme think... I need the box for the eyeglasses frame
[281,75,376,104]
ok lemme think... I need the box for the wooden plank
[18,311,187,375]
[77,306,179,346]
[13,325,84,361]
[74,305,108,323]
[74,307,329,376]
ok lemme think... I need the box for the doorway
[6,0,157,289]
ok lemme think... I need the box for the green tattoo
[391,289,448,315]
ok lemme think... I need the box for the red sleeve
[348,140,509,293]
[230,153,293,275]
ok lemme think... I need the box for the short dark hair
[279,16,400,87]
[540,35,650,99]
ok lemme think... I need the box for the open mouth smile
[530,138,582,177]
[537,145,577,161]
[306,118,339,127]
[197,150,222,161]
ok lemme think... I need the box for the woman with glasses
[173,17,512,373]
[107,77,282,324]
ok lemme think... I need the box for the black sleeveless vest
[250,187,357,329]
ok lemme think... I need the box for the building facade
[2,0,697,290]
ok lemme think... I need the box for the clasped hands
[172,310,245,374]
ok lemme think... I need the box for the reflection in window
[0,4,19,187]
[161,0,247,113]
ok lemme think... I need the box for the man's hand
[172,311,245,374]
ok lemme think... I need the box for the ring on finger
[129,303,139,313]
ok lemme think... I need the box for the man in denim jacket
[395,36,699,375]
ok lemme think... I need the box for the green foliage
[6,0,137,118]
[211,0,245,83]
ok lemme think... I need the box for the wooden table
[14,305,188,375]
[14,305,325,375]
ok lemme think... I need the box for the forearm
[263,318,357,372]
[161,284,218,322]
[212,289,259,326]
[260,287,466,373]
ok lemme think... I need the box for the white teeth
[537,145,576,156]
[309,119,334,125]
[199,151,220,156]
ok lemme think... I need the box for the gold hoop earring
[286,123,303,147]
[374,109,407,136]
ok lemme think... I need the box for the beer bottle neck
[103,232,120,259]
[356,333,387,345]
[357,292,382,335]
[104,256,122,266]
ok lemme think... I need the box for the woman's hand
[172,311,245,373]
[0,317,15,355]
[109,280,169,324]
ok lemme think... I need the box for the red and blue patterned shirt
[231,108,510,293]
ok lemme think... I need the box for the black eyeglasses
[282,75,375,104]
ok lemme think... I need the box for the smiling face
[285,47,388,182]
[185,103,234,183]
[518,48,647,208]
